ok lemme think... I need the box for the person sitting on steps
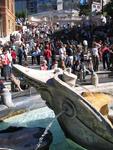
[10,73,23,92]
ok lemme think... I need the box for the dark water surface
[0,107,86,150]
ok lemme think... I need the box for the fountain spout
[13,64,113,150]
[13,64,56,84]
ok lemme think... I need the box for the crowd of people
[0,19,113,85]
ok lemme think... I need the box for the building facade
[63,0,80,10]
[57,0,63,11]
[0,0,15,37]
[37,0,57,13]
[15,0,37,15]
[15,0,80,15]
[37,0,79,12]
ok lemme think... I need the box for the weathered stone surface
[13,64,113,150]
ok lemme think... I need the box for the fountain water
[14,100,43,127]
[75,84,113,117]
[1,105,85,150]
[19,106,32,126]
[12,64,113,149]
[35,111,64,150]
[76,83,96,98]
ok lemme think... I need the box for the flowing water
[76,84,113,115]
[0,85,112,150]
[76,83,96,98]
[0,107,86,150]
[35,111,64,150]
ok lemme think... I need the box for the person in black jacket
[17,44,24,65]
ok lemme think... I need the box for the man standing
[44,45,52,69]
[17,44,23,65]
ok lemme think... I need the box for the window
[8,20,10,29]
[7,0,9,9]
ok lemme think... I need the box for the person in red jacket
[43,45,52,69]
[11,48,17,64]
[101,43,110,70]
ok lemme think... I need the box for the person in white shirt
[91,42,101,71]
[59,44,66,69]
[101,15,107,25]
[83,40,88,54]
[59,44,66,61]
[35,46,41,65]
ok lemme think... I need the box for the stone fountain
[13,64,113,150]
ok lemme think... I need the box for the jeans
[46,58,51,70]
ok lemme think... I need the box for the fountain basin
[0,126,53,150]
[0,94,46,121]
[13,64,113,150]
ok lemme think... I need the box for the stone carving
[13,64,113,150]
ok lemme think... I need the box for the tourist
[22,43,27,62]
[43,45,52,70]
[59,44,66,61]
[35,46,41,65]
[109,45,113,70]
[65,44,73,68]
[101,43,110,70]
[7,48,13,75]
[91,42,101,71]
[72,45,83,75]
[40,60,48,70]
[58,44,66,69]
[51,60,58,70]
[83,39,88,54]
[10,73,23,92]
[11,48,17,64]
[17,44,24,65]
[1,50,11,81]
[31,47,37,65]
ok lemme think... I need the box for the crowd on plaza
[0,18,113,85]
